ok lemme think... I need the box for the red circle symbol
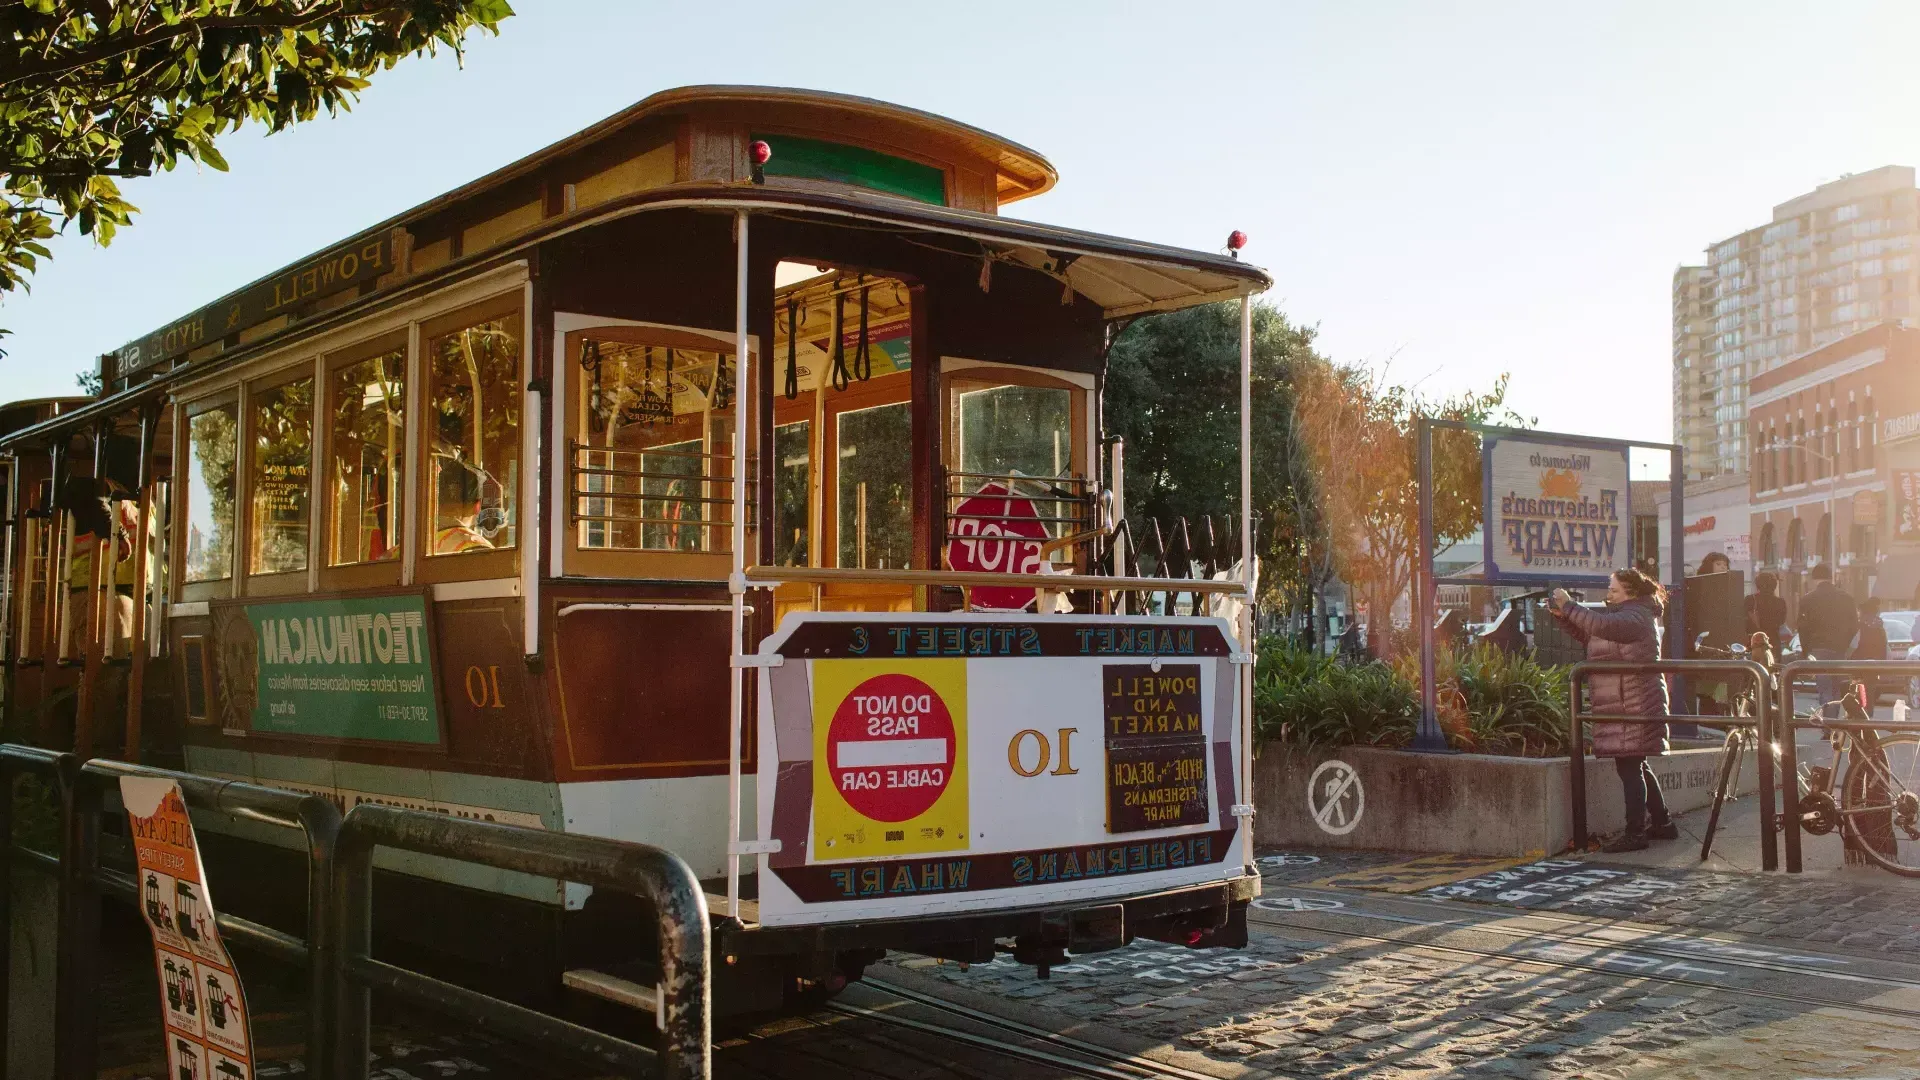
[945,481,1048,610]
[827,673,955,822]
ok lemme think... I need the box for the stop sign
[826,673,956,822]
[945,481,1048,610]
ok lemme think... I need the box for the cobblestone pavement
[1257,842,1920,961]
[880,853,1920,1078]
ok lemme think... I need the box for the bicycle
[1787,681,1920,876]
[1692,634,1766,862]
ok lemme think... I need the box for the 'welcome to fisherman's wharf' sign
[1482,434,1630,585]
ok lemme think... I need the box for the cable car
[0,86,1269,1012]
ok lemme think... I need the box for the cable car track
[1246,905,1920,1024]
[820,977,1232,1080]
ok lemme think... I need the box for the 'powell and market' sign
[227,592,441,744]
[1482,435,1630,584]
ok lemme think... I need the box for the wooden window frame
[242,363,318,597]
[940,361,1091,572]
[176,391,241,604]
[560,322,756,582]
[821,370,914,571]
[318,330,410,593]
[417,296,525,586]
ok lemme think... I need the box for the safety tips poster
[812,660,968,860]
[1103,664,1210,833]
[122,777,254,1080]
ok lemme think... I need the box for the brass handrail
[743,564,1247,595]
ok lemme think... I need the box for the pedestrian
[1746,571,1789,642]
[1797,563,1860,717]
[1698,551,1731,575]
[1854,597,1889,661]
[1546,568,1677,852]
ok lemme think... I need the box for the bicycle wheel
[1700,728,1745,862]
[1841,732,1920,876]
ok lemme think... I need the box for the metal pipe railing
[1568,659,1774,864]
[333,805,711,1080]
[2,747,714,1079]
[1774,659,1920,874]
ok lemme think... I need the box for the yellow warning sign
[812,659,968,860]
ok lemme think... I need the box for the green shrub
[1253,640,1418,748]
[1254,638,1569,756]
[1452,645,1570,755]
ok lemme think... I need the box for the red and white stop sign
[945,481,1048,610]
[827,673,955,822]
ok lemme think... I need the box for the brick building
[1747,322,1920,616]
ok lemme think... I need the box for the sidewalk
[1276,780,1920,960]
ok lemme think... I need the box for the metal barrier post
[0,746,71,1080]
[1568,697,1588,848]
[1568,659,1772,865]
[333,806,712,1080]
[52,754,99,1080]
[1757,678,1778,871]
[0,754,15,1080]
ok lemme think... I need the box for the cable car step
[561,968,665,1029]
[704,893,759,926]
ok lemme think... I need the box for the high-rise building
[1672,165,1920,482]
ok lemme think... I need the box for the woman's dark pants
[1614,756,1671,834]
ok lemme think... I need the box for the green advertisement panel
[244,592,441,743]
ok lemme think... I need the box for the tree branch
[1,1,396,87]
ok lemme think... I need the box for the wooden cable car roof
[0,90,1268,451]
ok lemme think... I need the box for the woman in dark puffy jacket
[1546,568,1677,852]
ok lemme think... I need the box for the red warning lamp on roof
[1226,229,1248,258]
[749,140,772,185]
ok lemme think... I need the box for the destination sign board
[116,233,397,376]
[753,612,1248,927]
[1103,663,1210,833]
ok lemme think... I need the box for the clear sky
[7,1,1920,455]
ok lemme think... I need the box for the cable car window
[572,339,734,554]
[249,376,312,575]
[956,383,1074,538]
[328,349,404,566]
[427,315,520,556]
[958,385,1072,484]
[183,405,238,583]
[774,419,809,566]
[836,401,911,569]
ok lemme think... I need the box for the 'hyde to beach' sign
[1483,434,1630,584]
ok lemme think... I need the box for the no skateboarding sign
[813,660,969,859]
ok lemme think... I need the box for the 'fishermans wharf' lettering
[806,833,1222,899]
[1498,489,1621,568]
[116,235,394,376]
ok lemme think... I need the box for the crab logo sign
[1307,759,1364,836]
[945,481,1048,611]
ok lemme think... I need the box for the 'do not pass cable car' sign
[813,661,969,860]
[945,481,1048,611]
